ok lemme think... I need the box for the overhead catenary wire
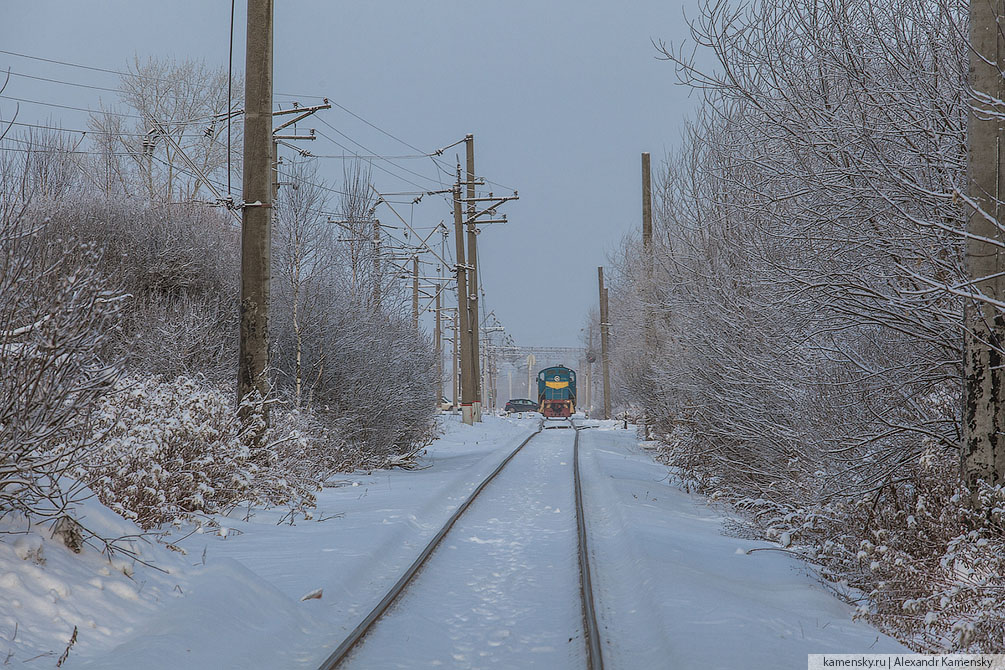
[277,92,428,155]
[1,69,121,93]
[272,91,459,196]
[314,121,441,188]
[3,49,496,307]
[0,145,133,157]
[0,94,147,119]
[3,49,459,200]
[0,49,175,83]
[2,49,455,166]
[0,118,215,139]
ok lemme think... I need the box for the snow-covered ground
[0,415,907,669]
[577,427,908,668]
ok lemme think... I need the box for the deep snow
[0,415,908,669]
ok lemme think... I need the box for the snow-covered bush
[0,201,123,516]
[39,196,240,386]
[270,159,439,462]
[274,301,439,462]
[82,376,318,528]
[609,0,999,651]
[757,447,1005,652]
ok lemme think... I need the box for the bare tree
[88,56,243,203]
[610,0,1005,650]
[270,156,437,461]
[0,170,123,516]
[273,158,334,408]
[336,159,378,302]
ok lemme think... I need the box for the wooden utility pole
[962,0,1005,492]
[238,0,274,417]
[454,185,475,425]
[465,134,482,422]
[598,267,612,420]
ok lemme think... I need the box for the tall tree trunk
[962,0,1005,493]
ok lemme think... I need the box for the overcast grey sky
[2,1,703,349]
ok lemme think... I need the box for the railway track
[317,420,606,670]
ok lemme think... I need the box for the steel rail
[573,424,605,669]
[317,422,544,670]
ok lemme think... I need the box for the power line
[0,94,143,119]
[310,151,442,160]
[0,118,221,139]
[275,166,350,197]
[0,146,132,157]
[276,92,427,155]
[3,69,121,93]
[314,127,435,193]
[315,119,440,186]
[2,50,482,186]
[275,90,459,194]
[2,50,467,193]
[0,49,173,83]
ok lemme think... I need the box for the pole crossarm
[272,101,332,133]
[460,194,518,203]
[494,346,586,356]
[372,188,453,268]
[463,196,519,226]
[272,101,331,116]
[274,133,315,140]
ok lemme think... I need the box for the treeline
[0,58,437,528]
[610,0,1004,651]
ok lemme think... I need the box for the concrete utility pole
[598,267,612,420]
[454,185,476,425]
[465,134,482,422]
[372,219,382,308]
[452,309,459,411]
[642,152,653,248]
[435,264,443,405]
[527,353,536,399]
[586,325,594,416]
[412,256,420,329]
[642,151,654,437]
[238,0,274,419]
[962,0,1005,493]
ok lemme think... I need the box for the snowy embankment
[578,426,909,667]
[0,415,536,668]
[2,415,906,668]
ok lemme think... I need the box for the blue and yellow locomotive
[537,365,577,418]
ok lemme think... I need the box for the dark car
[505,398,539,414]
